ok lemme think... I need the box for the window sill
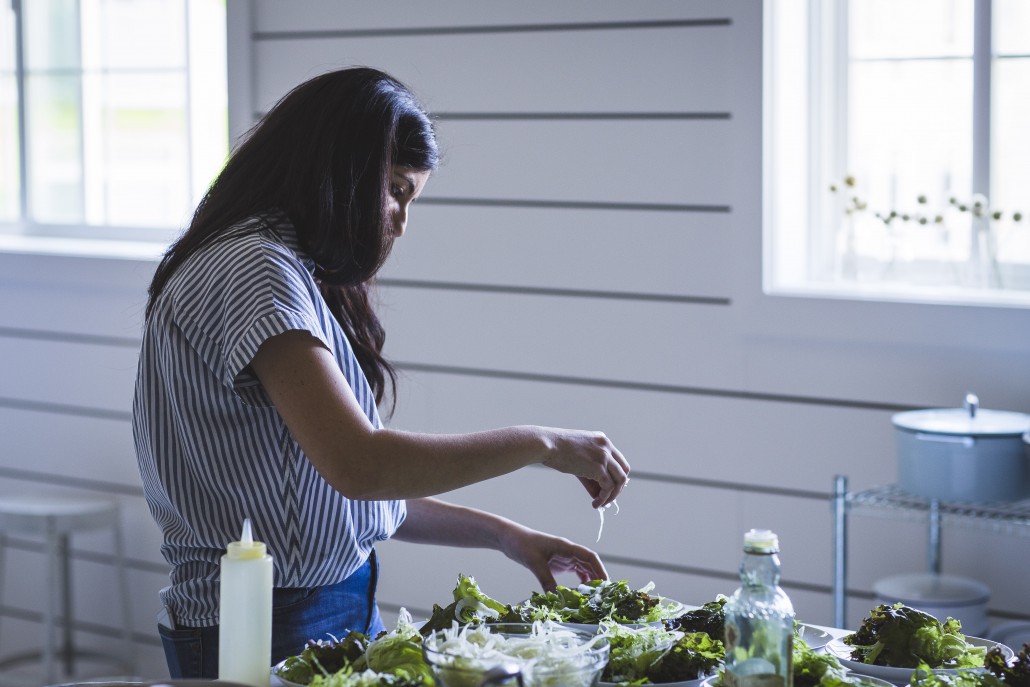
[0,233,165,263]
[766,280,1030,310]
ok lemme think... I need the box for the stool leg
[0,531,5,653]
[60,533,74,675]
[112,510,135,674]
[44,517,59,685]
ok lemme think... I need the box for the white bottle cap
[743,529,780,553]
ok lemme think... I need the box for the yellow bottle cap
[226,518,267,559]
[743,528,780,553]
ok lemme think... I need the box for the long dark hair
[146,67,439,407]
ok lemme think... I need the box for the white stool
[0,494,134,685]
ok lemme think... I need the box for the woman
[132,66,630,679]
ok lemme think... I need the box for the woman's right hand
[539,429,630,509]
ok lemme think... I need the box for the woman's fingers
[593,435,629,508]
[539,549,608,589]
[541,428,630,509]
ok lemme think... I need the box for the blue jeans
[158,550,384,679]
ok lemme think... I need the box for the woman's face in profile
[388,166,430,238]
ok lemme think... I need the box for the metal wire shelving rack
[831,475,1030,629]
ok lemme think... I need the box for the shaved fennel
[423,621,608,687]
[596,500,620,542]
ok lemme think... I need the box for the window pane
[82,72,190,227]
[995,0,1030,55]
[26,74,84,223]
[0,1,18,221]
[82,0,186,71]
[24,0,80,71]
[847,59,973,274]
[189,0,228,204]
[992,58,1030,268]
[850,0,973,59]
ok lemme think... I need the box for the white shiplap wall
[0,1,1028,682]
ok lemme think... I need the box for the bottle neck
[740,550,781,587]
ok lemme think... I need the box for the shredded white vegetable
[424,621,607,687]
[453,596,501,621]
[595,500,620,543]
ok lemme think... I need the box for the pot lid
[893,394,1030,437]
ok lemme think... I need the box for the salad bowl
[422,621,609,687]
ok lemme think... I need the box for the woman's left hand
[500,524,608,592]
[394,498,609,591]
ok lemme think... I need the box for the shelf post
[928,498,942,574]
[832,474,848,629]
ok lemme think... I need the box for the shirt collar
[263,208,316,275]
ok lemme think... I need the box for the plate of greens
[271,610,432,687]
[824,603,1013,684]
[700,632,898,687]
[516,579,687,632]
[418,575,687,636]
[796,623,835,651]
[909,641,1030,687]
[825,636,1012,684]
[598,618,725,686]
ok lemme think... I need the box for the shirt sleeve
[216,235,330,400]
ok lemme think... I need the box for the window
[0,0,226,244]
[765,0,1030,305]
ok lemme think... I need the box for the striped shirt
[132,209,406,626]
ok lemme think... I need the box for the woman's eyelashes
[391,178,413,200]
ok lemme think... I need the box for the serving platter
[797,623,834,651]
[699,672,897,687]
[602,674,710,687]
[824,636,1013,685]
[270,660,304,687]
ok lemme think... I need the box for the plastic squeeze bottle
[219,518,273,687]
[723,529,796,687]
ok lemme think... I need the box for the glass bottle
[723,529,795,687]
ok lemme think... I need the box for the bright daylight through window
[0,0,226,244]
[765,0,1030,306]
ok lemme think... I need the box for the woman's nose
[393,204,408,237]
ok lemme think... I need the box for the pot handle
[965,393,979,419]
[915,432,975,447]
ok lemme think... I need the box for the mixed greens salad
[710,630,889,687]
[793,632,863,687]
[843,603,987,669]
[600,620,725,685]
[513,579,681,625]
[906,643,1030,687]
[276,578,1020,687]
[276,610,432,687]
[420,574,683,635]
[662,596,728,640]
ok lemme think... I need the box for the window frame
[1,0,225,247]
[764,0,1030,308]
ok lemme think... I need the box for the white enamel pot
[892,394,1030,503]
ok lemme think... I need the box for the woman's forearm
[251,330,628,505]
[392,497,517,550]
[329,426,554,500]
